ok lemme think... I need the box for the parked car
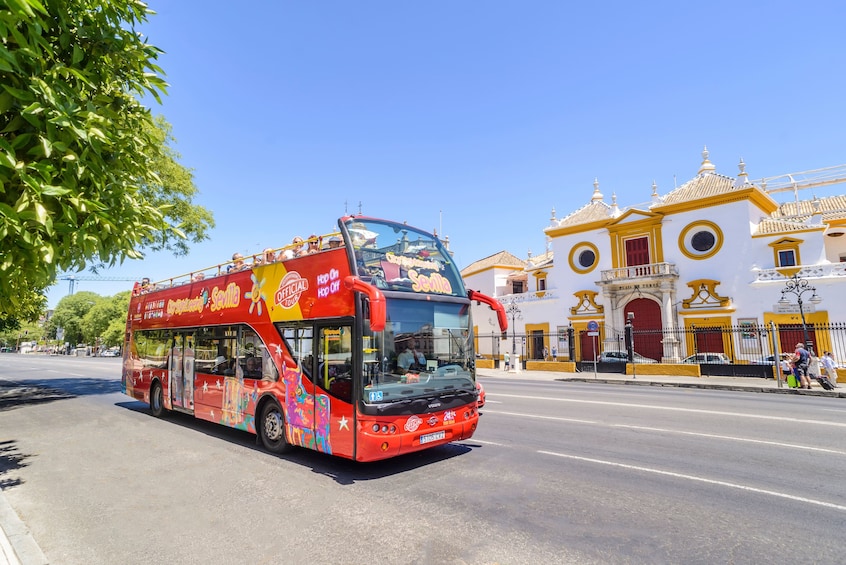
[752,354,791,365]
[100,348,121,357]
[476,381,486,408]
[598,350,658,364]
[682,352,731,364]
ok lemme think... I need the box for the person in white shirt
[821,352,838,386]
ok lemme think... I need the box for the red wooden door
[625,237,650,276]
[624,298,663,362]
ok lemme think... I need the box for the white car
[682,352,731,364]
[598,351,657,364]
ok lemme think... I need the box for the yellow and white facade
[462,149,846,363]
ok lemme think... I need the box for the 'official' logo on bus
[275,272,309,309]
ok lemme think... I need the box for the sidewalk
[476,366,846,397]
[0,487,47,565]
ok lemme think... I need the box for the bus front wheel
[150,381,165,418]
[259,400,292,454]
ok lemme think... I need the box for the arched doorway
[624,297,663,362]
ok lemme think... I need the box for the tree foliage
[0,0,214,319]
[45,290,100,346]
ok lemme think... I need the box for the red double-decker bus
[122,216,506,462]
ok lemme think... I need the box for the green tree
[46,290,100,346]
[0,0,214,321]
[80,290,128,346]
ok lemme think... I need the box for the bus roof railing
[134,232,343,293]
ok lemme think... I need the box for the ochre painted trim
[769,237,803,268]
[678,220,724,260]
[652,186,778,216]
[626,364,701,377]
[568,242,599,274]
[546,218,612,237]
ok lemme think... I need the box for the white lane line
[491,394,846,427]
[487,410,596,425]
[484,410,846,456]
[612,424,846,456]
[472,439,507,446]
[539,450,846,512]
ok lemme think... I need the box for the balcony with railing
[752,263,846,284]
[600,262,679,282]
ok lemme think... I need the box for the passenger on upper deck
[228,253,246,272]
[282,236,304,259]
[327,236,342,249]
[306,235,320,255]
[263,248,277,263]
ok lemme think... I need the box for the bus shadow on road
[115,401,477,484]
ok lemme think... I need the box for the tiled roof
[773,195,846,220]
[461,251,526,276]
[755,195,846,235]
[755,218,813,235]
[660,172,741,205]
[555,201,612,227]
[526,250,553,270]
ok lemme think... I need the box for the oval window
[569,242,599,273]
[679,221,723,260]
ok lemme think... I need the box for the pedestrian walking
[504,352,510,371]
[792,343,812,389]
[821,352,838,387]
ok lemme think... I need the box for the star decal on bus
[339,415,349,431]
[245,273,268,316]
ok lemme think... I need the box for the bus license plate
[419,431,445,444]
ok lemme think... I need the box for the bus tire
[259,400,292,454]
[150,381,165,418]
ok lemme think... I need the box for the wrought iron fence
[474,322,846,376]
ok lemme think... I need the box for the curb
[0,490,48,565]
[554,377,846,397]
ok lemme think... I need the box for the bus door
[316,324,354,455]
[168,332,195,413]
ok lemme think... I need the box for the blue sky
[47,0,846,307]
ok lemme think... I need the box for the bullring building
[462,148,846,365]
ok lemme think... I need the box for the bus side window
[319,325,353,402]
[279,325,314,377]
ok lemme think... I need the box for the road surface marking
[539,450,846,512]
[491,394,846,427]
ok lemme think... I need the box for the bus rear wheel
[150,381,165,418]
[259,400,292,454]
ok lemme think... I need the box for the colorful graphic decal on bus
[245,274,268,316]
[275,271,309,309]
[132,250,355,327]
[281,362,332,454]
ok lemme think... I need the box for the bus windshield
[361,298,475,412]
[343,217,465,297]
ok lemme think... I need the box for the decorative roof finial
[651,180,658,197]
[550,206,556,224]
[591,178,603,202]
[734,157,749,187]
[698,145,716,175]
[610,192,621,217]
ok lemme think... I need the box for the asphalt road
[2,355,846,564]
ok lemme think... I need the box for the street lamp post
[505,301,522,373]
[779,273,822,354]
